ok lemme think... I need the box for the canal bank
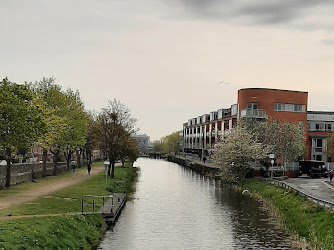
[167,155,219,177]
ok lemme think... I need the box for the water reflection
[98,158,292,249]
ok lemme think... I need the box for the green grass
[0,215,105,249]
[241,179,334,250]
[0,161,138,249]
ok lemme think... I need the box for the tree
[31,77,89,175]
[151,140,163,153]
[162,131,180,154]
[212,125,271,183]
[262,119,305,164]
[0,78,45,187]
[30,77,66,177]
[151,131,181,154]
[95,99,137,178]
[61,88,89,171]
[84,111,98,165]
[119,136,140,167]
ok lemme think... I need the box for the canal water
[98,158,293,249]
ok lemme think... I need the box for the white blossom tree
[213,125,271,183]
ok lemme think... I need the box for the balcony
[240,109,268,119]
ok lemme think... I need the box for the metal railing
[240,109,268,119]
[270,179,334,210]
[81,195,113,215]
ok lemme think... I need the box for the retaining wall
[168,156,219,177]
[0,162,67,187]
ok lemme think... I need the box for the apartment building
[307,111,334,162]
[133,134,151,154]
[183,88,333,162]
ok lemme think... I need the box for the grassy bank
[241,179,334,250]
[0,215,105,249]
[0,161,138,249]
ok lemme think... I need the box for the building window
[325,124,332,132]
[307,123,310,131]
[274,103,306,112]
[247,103,258,110]
[316,123,324,131]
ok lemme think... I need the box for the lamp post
[269,154,275,179]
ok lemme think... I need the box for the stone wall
[0,162,67,187]
[168,156,219,177]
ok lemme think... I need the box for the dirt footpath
[0,166,104,210]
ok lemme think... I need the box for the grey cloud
[174,0,334,28]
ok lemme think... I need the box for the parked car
[299,160,328,178]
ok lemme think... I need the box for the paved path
[178,155,219,169]
[0,166,104,210]
[282,176,334,203]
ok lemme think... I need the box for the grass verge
[0,161,138,249]
[241,179,334,250]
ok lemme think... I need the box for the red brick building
[183,88,333,163]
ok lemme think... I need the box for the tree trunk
[64,150,72,171]
[42,148,48,177]
[52,149,59,176]
[5,148,11,187]
[76,149,81,168]
[111,162,115,178]
[5,158,11,188]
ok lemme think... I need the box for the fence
[81,195,113,215]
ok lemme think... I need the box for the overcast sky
[1,1,334,141]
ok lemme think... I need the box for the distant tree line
[0,77,139,187]
[151,131,181,154]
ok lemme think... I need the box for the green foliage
[30,77,89,173]
[0,78,45,152]
[0,78,46,186]
[29,77,67,150]
[152,131,181,154]
[242,180,334,249]
[329,133,334,159]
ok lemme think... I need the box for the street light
[269,154,275,179]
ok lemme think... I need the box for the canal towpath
[0,166,104,211]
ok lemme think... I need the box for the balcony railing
[240,109,268,119]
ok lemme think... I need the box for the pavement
[282,175,334,204]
